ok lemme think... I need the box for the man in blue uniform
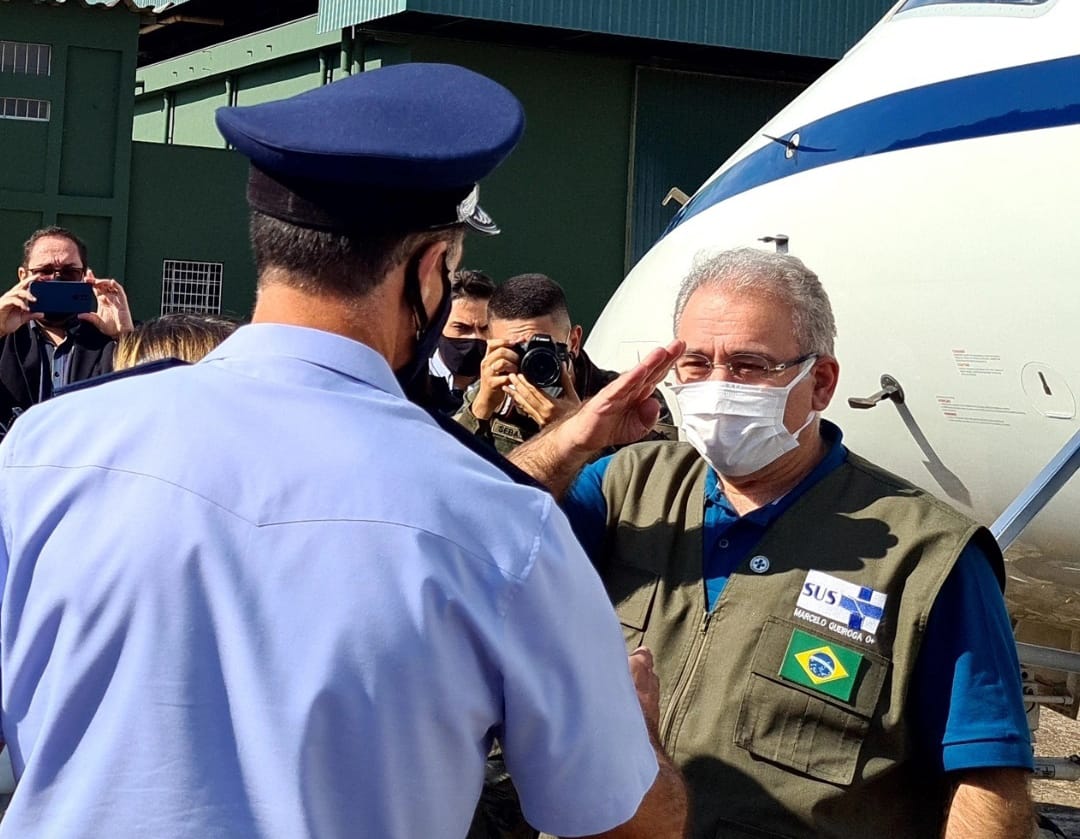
[0,64,687,838]
[513,248,1034,838]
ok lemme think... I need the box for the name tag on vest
[795,570,887,639]
[490,419,525,443]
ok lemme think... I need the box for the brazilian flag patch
[779,629,864,702]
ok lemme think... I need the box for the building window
[0,97,50,122]
[0,41,52,76]
[161,260,223,315]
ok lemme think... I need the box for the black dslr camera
[511,334,571,388]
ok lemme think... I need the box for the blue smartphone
[29,281,97,315]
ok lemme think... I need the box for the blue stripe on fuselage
[665,54,1080,236]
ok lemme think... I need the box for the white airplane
[587,0,1080,780]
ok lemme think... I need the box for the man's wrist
[470,392,498,421]
[560,409,606,460]
[107,315,135,339]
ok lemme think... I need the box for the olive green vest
[597,441,1003,839]
[454,385,534,456]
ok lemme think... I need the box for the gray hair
[672,247,836,356]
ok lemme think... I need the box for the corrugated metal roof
[0,0,189,10]
[317,0,894,59]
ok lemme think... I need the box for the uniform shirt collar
[705,419,847,525]
[202,323,405,397]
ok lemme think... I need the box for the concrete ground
[1034,710,1080,837]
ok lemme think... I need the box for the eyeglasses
[674,352,816,384]
[29,265,86,282]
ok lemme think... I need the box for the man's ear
[415,239,451,310]
[417,239,449,277]
[17,266,28,282]
[569,324,584,356]
[811,356,840,412]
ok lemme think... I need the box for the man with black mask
[427,268,495,413]
[0,226,132,435]
[0,64,688,839]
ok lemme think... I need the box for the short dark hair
[22,226,88,269]
[249,212,464,297]
[451,269,495,302]
[488,273,570,324]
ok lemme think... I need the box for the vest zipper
[659,607,714,746]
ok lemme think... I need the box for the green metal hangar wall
[0,0,156,292]
[140,1,892,323]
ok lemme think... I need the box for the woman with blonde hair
[113,313,238,370]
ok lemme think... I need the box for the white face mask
[671,359,817,477]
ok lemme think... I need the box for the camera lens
[520,347,562,388]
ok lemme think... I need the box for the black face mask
[396,252,453,398]
[438,335,486,378]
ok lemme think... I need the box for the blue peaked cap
[215,63,525,234]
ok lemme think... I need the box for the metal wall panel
[0,0,139,278]
[409,35,636,334]
[126,142,254,320]
[628,67,804,268]
[59,46,122,197]
[318,0,405,33]
[318,0,895,58]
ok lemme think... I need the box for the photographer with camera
[456,273,675,454]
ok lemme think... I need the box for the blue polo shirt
[564,421,1032,774]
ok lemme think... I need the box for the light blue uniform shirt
[0,324,657,839]
[565,422,1032,774]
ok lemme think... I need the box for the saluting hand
[0,277,43,337]
[78,269,134,339]
[561,339,685,453]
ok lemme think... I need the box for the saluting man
[516,247,1034,839]
[0,64,686,838]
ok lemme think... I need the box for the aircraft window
[899,0,1048,9]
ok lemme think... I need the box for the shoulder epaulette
[54,358,191,398]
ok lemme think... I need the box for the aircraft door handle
[662,188,690,207]
[848,374,905,409]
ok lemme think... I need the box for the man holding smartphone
[0,226,133,433]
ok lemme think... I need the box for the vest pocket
[733,616,889,787]
[603,563,660,645]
